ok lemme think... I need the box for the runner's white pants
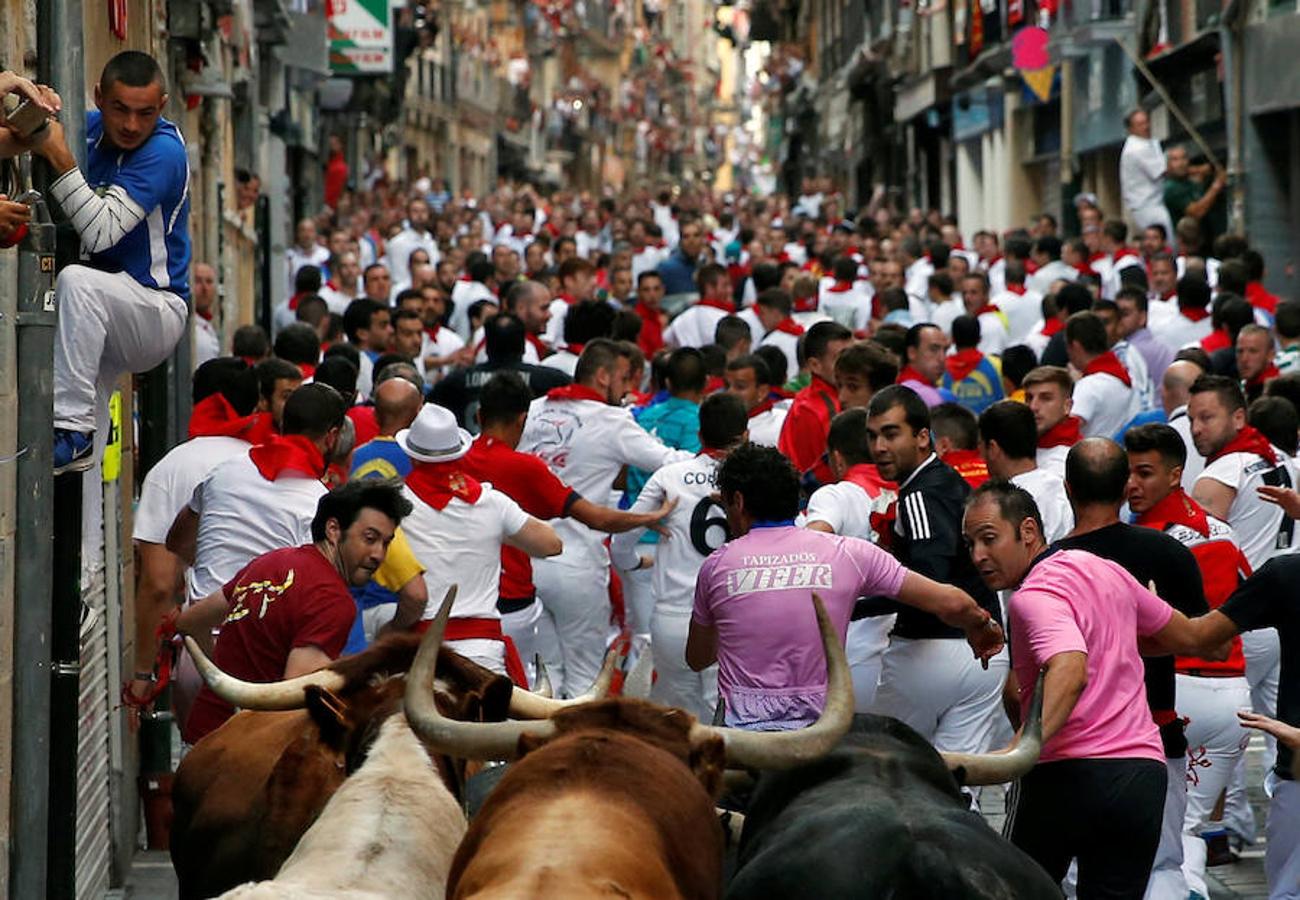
[870,636,1009,754]
[1224,628,1281,841]
[619,545,656,637]
[649,607,716,721]
[1266,771,1300,900]
[54,265,188,433]
[534,555,609,698]
[501,600,544,689]
[1177,673,1251,898]
[847,616,893,713]
[1144,756,1188,900]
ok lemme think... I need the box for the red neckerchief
[841,463,896,500]
[406,461,483,511]
[1201,330,1231,353]
[942,449,989,488]
[984,253,1003,267]
[1113,247,1141,264]
[288,290,309,311]
[1159,290,1176,302]
[556,292,578,306]
[563,343,585,356]
[1246,364,1281,390]
[297,362,316,380]
[248,434,326,482]
[425,323,441,341]
[1180,305,1211,322]
[1082,350,1132,387]
[526,331,551,358]
[793,294,819,313]
[1005,284,1027,295]
[1073,262,1095,277]
[546,383,607,403]
[897,365,933,386]
[187,394,275,443]
[1246,281,1280,315]
[974,303,1001,316]
[699,447,729,460]
[1025,260,1040,274]
[826,281,853,294]
[697,297,736,313]
[1038,415,1082,449]
[945,347,985,382]
[773,318,805,336]
[1087,250,1106,264]
[196,307,214,322]
[1135,488,1209,539]
[1041,317,1065,337]
[704,375,726,394]
[748,396,777,418]
[1208,425,1278,466]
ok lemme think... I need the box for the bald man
[192,262,220,367]
[350,379,424,480]
[1164,359,1207,490]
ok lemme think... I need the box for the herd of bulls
[171,591,1058,899]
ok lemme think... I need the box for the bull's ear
[688,725,729,799]
[304,685,351,750]
[475,674,514,723]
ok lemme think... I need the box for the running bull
[726,682,1059,899]
[171,592,611,900]
[404,590,856,900]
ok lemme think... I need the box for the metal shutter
[76,566,112,900]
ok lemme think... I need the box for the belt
[496,596,535,616]
[1180,668,1247,679]
[415,616,528,687]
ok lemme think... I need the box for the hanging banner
[328,0,393,75]
[1008,0,1024,26]
[1012,26,1056,103]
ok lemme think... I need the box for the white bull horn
[532,655,553,698]
[506,640,624,719]
[688,593,854,771]
[939,668,1045,786]
[182,634,346,711]
[405,587,556,760]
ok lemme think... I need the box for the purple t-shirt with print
[692,524,907,730]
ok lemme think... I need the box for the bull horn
[688,593,853,770]
[939,668,1045,786]
[405,587,555,760]
[181,634,346,711]
[505,641,624,719]
[532,655,553,698]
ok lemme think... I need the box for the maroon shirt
[183,545,355,744]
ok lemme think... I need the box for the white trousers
[649,608,716,721]
[1266,771,1300,900]
[847,616,893,713]
[533,555,610,698]
[445,638,505,677]
[1224,628,1281,841]
[54,265,188,433]
[618,545,657,638]
[1144,756,1188,900]
[870,636,1009,755]
[1177,674,1252,898]
[501,600,544,688]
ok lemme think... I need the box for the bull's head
[402,590,855,772]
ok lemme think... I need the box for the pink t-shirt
[692,525,907,730]
[1010,549,1173,764]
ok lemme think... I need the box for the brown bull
[170,633,512,899]
[404,591,858,900]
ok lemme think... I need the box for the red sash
[1082,350,1132,388]
[248,434,326,482]
[406,461,483,511]
[415,617,528,687]
[187,394,275,443]
[546,383,606,403]
[944,348,985,382]
[1207,425,1278,466]
[1037,415,1082,449]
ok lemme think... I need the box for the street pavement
[121,736,1276,899]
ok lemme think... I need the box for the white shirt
[992,288,1045,345]
[1195,447,1299,569]
[1036,444,1069,481]
[1154,312,1212,352]
[1120,134,1167,220]
[575,230,605,261]
[194,316,220,368]
[747,406,787,447]
[1072,371,1140,438]
[1026,260,1078,295]
[737,306,765,345]
[449,280,498,340]
[403,485,529,621]
[286,244,329,294]
[135,436,251,544]
[519,395,691,566]
[803,478,896,544]
[187,452,327,600]
[540,349,579,378]
[610,454,726,614]
[631,246,665,281]
[542,297,571,349]
[419,327,467,384]
[384,228,439,288]
[1167,406,1205,491]
[1009,467,1074,543]
[318,284,355,316]
[757,328,801,386]
[663,304,730,349]
[976,310,1010,357]
[1114,340,1154,412]
[904,258,934,301]
[986,257,1007,296]
[819,285,871,332]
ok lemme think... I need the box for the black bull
[726,715,1060,899]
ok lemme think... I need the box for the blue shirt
[351,436,412,480]
[656,249,702,295]
[84,110,191,299]
[625,397,701,543]
[941,354,1006,415]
